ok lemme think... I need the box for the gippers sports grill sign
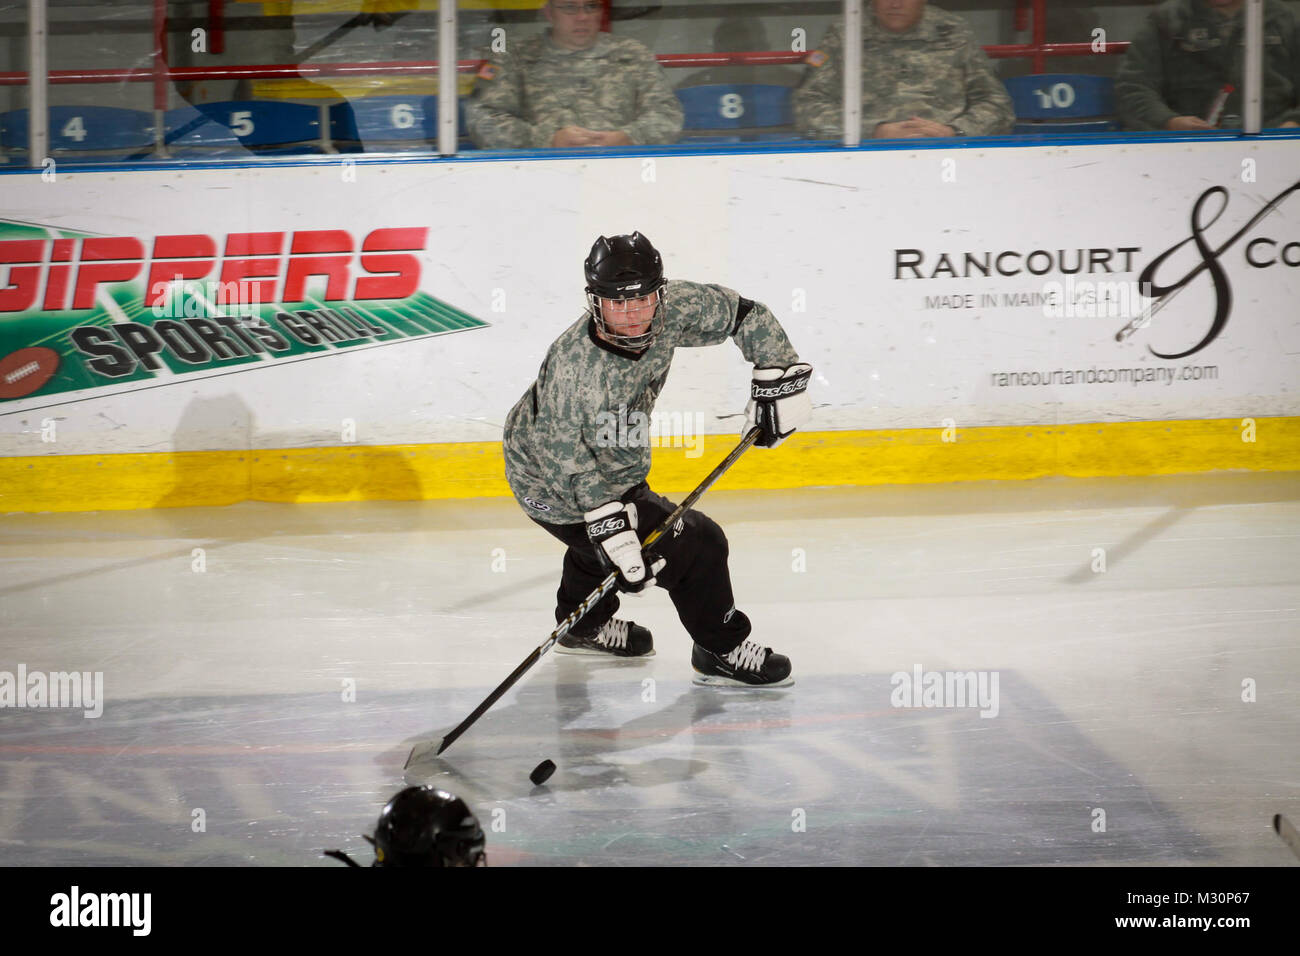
[0,223,488,406]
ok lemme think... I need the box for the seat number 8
[719,93,745,119]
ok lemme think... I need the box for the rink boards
[0,138,1297,510]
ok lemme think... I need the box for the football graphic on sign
[0,346,60,399]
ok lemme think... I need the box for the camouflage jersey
[1116,0,1300,130]
[503,280,800,525]
[465,31,684,149]
[793,11,1014,138]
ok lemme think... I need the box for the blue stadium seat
[332,95,429,145]
[1004,74,1117,134]
[163,101,325,154]
[675,84,796,142]
[0,106,154,158]
[330,95,475,152]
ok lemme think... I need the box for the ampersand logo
[1135,179,1300,359]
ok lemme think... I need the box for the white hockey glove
[583,501,666,594]
[744,363,813,448]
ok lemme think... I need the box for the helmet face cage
[439,832,488,867]
[374,824,487,867]
[586,284,666,352]
[583,231,666,352]
[372,787,487,867]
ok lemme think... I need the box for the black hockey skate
[691,639,793,687]
[556,618,654,658]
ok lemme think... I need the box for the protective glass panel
[1113,0,1273,134]
[460,0,816,153]
[0,0,27,168]
[287,1,472,155]
[786,0,1285,143]
[32,1,161,165]
[27,0,472,163]
[794,0,1017,142]
[982,0,1124,138]
[646,0,811,149]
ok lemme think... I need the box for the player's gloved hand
[744,363,813,448]
[583,501,666,594]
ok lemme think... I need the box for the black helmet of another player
[584,232,667,351]
[371,786,487,867]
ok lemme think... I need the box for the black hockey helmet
[584,232,667,350]
[371,786,487,867]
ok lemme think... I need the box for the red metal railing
[1032,0,1048,72]
[210,0,225,56]
[0,0,1129,90]
[0,44,1128,88]
[1004,0,1134,71]
[1,62,469,86]
[985,42,1127,62]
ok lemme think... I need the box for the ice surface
[1,473,1297,865]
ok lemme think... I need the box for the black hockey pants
[530,482,751,655]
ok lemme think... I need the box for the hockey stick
[410,426,763,764]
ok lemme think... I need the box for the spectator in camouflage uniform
[465,0,683,149]
[793,0,1014,139]
[1116,0,1300,131]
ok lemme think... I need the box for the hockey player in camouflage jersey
[465,0,683,149]
[794,0,1014,139]
[503,233,811,687]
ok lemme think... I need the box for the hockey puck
[529,759,556,786]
